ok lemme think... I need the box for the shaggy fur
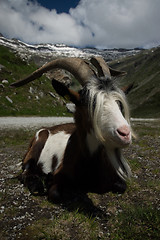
[86,77,132,180]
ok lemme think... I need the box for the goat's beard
[105,147,132,180]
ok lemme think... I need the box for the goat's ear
[52,79,80,105]
[121,83,134,95]
[109,67,127,77]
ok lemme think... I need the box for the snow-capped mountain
[0,35,141,65]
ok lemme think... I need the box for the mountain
[110,46,160,118]
[0,36,140,65]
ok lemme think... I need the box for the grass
[0,128,34,146]
[21,211,100,240]
[0,46,71,117]
[109,205,160,240]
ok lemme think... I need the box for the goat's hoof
[25,175,45,196]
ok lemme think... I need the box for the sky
[0,0,160,49]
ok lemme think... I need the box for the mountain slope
[0,36,140,65]
[0,45,69,116]
[110,47,160,118]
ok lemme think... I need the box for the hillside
[110,47,160,118]
[0,36,142,117]
[0,45,70,116]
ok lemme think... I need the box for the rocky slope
[0,35,140,65]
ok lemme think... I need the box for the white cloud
[0,0,160,48]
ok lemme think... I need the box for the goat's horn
[90,57,126,78]
[90,57,111,78]
[10,57,95,87]
[108,67,127,77]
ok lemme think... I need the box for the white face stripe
[102,97,129,129]
[89,89,130,144]
[38,131,71,174]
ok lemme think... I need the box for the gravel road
[0,117,160,130]
[0,117,74,129]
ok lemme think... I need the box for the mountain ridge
[0,35,141,65]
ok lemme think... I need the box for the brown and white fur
[11,57,133,203]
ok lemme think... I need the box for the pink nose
[117,125,131,144]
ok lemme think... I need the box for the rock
[2,79,9,84]
[29,87,34,94]
[0,64,5,70]
[39,91,44,98]
[66,103,76,113]
[6,96,13,103]
[49,92,56,98]
[0,83,4,88]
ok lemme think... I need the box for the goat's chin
[115,137,132,148]
[102,134,131,149]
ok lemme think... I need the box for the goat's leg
[21,159,45,196]
[21,132,49,195]
[23,174,45,196]
[47,171,70,203]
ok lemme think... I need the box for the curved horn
[10,57,95,87]
[108,67,127,77]
[90,57,111,78]
[90,56,126,78]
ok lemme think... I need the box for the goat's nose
[117,125,130,137]
[117,125,131,144]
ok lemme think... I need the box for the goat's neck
[86,130,120,161]
[86,130,101,155]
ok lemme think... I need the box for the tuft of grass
[108,205,160,240]
[20,211,101,240]
[0,129,34,146]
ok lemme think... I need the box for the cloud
[0,0,160,48]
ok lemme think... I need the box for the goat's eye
[116,101,124,115]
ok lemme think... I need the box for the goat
[11,57,133,203]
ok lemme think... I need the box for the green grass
[0,128,34,146]
[21,211,100,240]
[0,46,71,116]
[109,205,160,240]
[0,45,37,83]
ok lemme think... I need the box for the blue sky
[36,0,80,13]
[0,0,160,49]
